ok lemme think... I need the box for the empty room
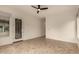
[0,5,79,54]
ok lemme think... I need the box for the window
[0,25,3,32]
[0,20,9,36]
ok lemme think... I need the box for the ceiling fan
[32,5,48,14]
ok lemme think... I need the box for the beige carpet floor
[0,37,79,54]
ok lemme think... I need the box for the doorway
[15,18,22,39]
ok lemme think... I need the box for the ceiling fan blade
[40,8,48,10]
[32,6,38,9]
[38,5,40,9]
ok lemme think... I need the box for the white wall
[77,11,79,40]
[46,7,78,43]
[22,15,43,40]
[0,6,43,46]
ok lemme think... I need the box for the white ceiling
[0,5,78,17]
[12,5,78,17]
